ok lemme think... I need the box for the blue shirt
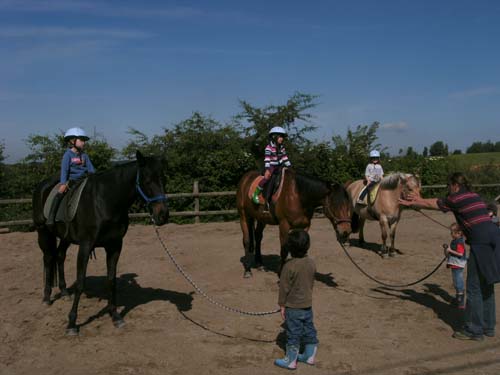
[60,148,95,184]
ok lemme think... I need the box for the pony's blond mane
[379,172,415,190]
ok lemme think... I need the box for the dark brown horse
[32,151,169,335]
[236,168,352,278]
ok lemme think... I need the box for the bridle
[324,194,352,226]
[136,170,168,207]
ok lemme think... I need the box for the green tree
[405,146,418,158]
[123,112,254,192]
[24,132,116,175]
[429,141,448,156]
[466,140,499,153]
[235,92,318,167]
[0,140,5,197]
[330,122,384,180]
[423,146,428,157]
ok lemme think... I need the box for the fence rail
[1,182,499,228]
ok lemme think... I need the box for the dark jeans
[285,307,318,347]
[464,251,496,336]
[359,181,376,200]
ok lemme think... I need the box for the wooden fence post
[193,181,200,224]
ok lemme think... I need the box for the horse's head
[324,182,352,242]
[401,174,421,200]
[136,150,169,226]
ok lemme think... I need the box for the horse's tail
[351,211,360,234]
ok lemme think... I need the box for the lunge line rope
[154,226,280,316]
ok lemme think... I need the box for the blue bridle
[136,171,168,206]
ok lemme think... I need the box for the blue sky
[1,0,499,162]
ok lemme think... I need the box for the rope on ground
[338,241,447,288]
[153,226,280,316]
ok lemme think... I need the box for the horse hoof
[389,252,396,257]
[382,253,389,259]
[243,271,253,278]
[256,264,264,271]
[65,328,79,336]
[42,299,52,306]
[113,319,126,328]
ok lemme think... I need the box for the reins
[153,225,279,316]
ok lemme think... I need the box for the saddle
[357,182,380,206]
[43,178,88,223]
[248,168,287,206]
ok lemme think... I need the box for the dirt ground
[1,210,500,375]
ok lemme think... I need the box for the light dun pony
[346,173,421,257]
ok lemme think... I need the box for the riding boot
[252,186,263,204]
[274,345,298,370]
[298,344,318,365]
[357,188,368,205]
[46,192,64,228]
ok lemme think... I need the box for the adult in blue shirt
[46,127,95,227]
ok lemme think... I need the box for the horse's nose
[336,224,351,242]
[152,203,169,226]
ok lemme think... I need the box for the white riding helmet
[269,126,287,136]
[64,127,89,142]
[369,150,380,158]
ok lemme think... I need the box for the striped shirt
[264,141,291,169]
[437,188,491,240]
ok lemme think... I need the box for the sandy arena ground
[1,210,499,375]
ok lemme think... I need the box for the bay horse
[32,151,169,335]
[346,172,421,257]
[236,168,352,278]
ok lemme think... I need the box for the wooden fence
[1,182,499,228]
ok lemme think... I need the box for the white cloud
[380,121,409,132]
[449,86,499,99]
[0,26,153,39]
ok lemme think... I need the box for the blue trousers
[451,268,465,294]
[464,251,496,336]
[285,307,318,347]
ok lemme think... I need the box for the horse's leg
[379,217,390,258]
[66,241,93,335]
[388,221,398,257]
[239,214,254,278]
[278,221,291,276]
[105,240,125,328]
[254,221,266,270]
[57,240,71,300]
[358,217,366,245]
[38,228,57,305]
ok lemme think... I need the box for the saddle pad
[357,182,380,204]
[43,178,88,222]
[248,176,266,205]
[247,168,288,205]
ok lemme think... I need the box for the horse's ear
[136,150,145,165]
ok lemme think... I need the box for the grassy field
[447,152,500,168]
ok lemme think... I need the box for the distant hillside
[447,152,500,169]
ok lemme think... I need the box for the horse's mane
[294,172,331,197]
[379,172,415,190]
[92,160,136,177]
